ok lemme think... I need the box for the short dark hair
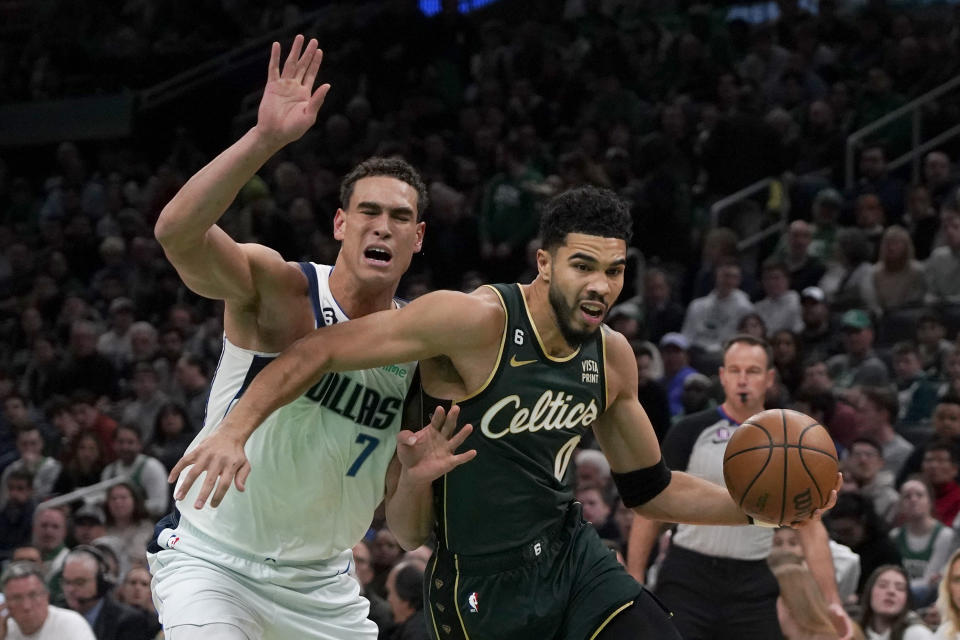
[339,157,428,219]
[891,341,920,358]
[722,334,774,369]
[6,468,34,487]
[937,394,960,408]
[924,439,959,465]
[859,386,899,423]
[849,437,883,457]
[114,424,142,442]
[393,563,424,610]
[539,186,632,252]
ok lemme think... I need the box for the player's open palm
[256,34,331,148]
[396,405,477,486]
[168,426,252,510]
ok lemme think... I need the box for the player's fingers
[211,465,237,508]
[439,405,460,438]
[450,449,477,468]
[281,34,305,77]
[294,38,318,82]
[168,451,194,484]
[308,83,330,114]
[235,461,251,492]
[303,48,323,88]
[267,42,281,83]
[427,405,446,431]
[833,471,843,494]
[173,455,206,499]
[193,463,222,509]
[447,423,473,449]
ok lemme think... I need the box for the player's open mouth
[363,246,393,266]
[579,302,604,323]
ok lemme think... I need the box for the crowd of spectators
[7,0,960,637]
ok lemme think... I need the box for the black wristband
[611,458,671,508]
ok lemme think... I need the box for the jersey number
[347,434,380,477]
[554,435,582,481]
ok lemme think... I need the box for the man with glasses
[1,561,94,639]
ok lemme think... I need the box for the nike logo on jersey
[509,355,537,367]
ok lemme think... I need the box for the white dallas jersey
[177,263,416,563]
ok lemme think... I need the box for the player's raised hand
[255,35,331,149]
[168,426,252,510]
[791,472,843,528]
[396,405,477,486]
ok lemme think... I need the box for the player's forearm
[626,514,661,582]
[385,473,434,551]
[221,338,331,441]
[797,520,841,605]
[634,471,748,525]
[154,127,282,249]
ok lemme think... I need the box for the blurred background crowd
[7,0,960,638]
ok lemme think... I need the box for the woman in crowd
[772,329,805,396]
[148,402,194,472]
[865,226,926,315]
[737,312,768,340]
[51,431,104,496]
[889,480,955,607]
[859,565,935,640]
[935,549,960,639]
[104,481,154,568]
[820,227,874,312]
[117,566,162,637]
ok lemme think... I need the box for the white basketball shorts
[147,520,378,640]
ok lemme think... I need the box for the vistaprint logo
[380,364,408,378]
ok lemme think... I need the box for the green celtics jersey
[435,283,608,555]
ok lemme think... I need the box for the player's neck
[328,264,398,318]
[720,400,763,425]
[522,281,578,358]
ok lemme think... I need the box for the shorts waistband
[157,517,350,568]
[668,544,769,568]
[441,504,579,574]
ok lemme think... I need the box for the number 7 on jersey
[347,434,380,476]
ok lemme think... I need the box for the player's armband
[611,458,671,508]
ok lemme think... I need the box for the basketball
[723,409,838,526]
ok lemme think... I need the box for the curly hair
[339,157,428,219]
[539,186,632,252]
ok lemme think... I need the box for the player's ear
[413,220,425,253]
[333,208,346,241]
[537,248,552,281]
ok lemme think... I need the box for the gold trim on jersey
[600,325,610,411]
[518,284,581,362]
[456,285,509,403]
[589,600,634,640]
[427,554,442,638]
[454,555,472,640]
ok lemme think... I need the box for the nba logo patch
[716,428,730,441]
[468,592,479,613]
[166,534,181,548]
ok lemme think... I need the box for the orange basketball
[722,409,838,526]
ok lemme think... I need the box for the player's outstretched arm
[169,289,501,509]
[385,405,477,550]
[155,35,330,304]
[594,331,751,525]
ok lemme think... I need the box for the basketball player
[627,336,852,639]
[147,36,466,640]
[171,187,841,639]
